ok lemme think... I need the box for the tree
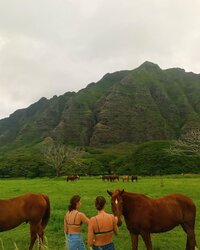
[167,128,200,155]
[42,143,67,177]
[181,127,200,152]
[42,138,84,177]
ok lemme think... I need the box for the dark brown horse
[102,175,119,182]
[131,175,138,182]
[109,175,119,182]
[107,189,197,250]
[66,175,80,181]
[0,193,50,250]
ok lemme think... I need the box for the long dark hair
[95,196,106,211]
[68,195,81,212]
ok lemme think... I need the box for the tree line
[0,128,200,178]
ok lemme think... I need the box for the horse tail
[41,194,50,229]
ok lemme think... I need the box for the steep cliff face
[52,70,129,145]
[0,62,200,147]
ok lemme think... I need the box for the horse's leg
[38,224,44,250]
[29,221,45,250]
[29,223,38,250]
[181,223,196,250]
[130,233,138,250]
[182,224,196,250]
[140,232,152,250]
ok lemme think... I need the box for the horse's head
[107,189,124,227]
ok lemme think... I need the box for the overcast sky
[0,0,200,119]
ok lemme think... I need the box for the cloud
[0,0,200,119]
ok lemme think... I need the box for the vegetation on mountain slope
[0,62,200,176]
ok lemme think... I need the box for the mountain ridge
[0,61,200,147]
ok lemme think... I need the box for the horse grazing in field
[122,175,129,182]
[102,175,119,181]
[102,175,110,181]
[109,175,119,182]
[107,189,197,250]
[0,193,50,250]
[66,175,79,181]
[131,175,138,182]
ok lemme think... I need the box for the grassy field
[0,175,200,250]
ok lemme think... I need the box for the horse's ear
[107,190,113,196]
[120,189,124,195]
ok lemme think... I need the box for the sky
[0,0,200,119]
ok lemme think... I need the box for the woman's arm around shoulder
[79,212,90,225]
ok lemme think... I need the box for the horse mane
[122,190,147,200]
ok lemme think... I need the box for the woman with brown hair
[88,196,118,250]
[64,195,89,250]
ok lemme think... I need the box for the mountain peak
[138,61,161,71]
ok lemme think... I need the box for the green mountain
[0,61,200,147]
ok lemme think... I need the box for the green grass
[0,176,200,249]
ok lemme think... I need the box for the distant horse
[66,175,79,181]
[107,189,197,250]
[122,175,129,182]
[102,175,110,181]
[102,175,119,181]
[0,193,50,250]
[131,175,138,182]
[109,175,119,182]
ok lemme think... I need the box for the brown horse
[109,175,119,182]
[66,175,80,181]
[102,175,119,181]
[107,189,197,250]
[102,175,110,181]
[0,193,50,250]
[131,175,138,182]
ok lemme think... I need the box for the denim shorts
[92,242,115,250]
[66,233,86,250]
